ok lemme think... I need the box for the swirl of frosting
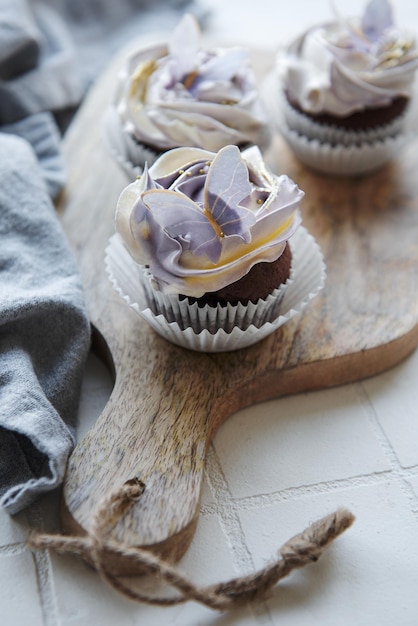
[115,14,269,152]
[280,0,418,116]
[116,145,303,297]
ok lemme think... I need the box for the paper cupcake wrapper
[280,90,407,146]
[140,267,292,334]
[262,70,418,176]
[102,107,160,179]
[105,226,326,353]
[279,125,412,176]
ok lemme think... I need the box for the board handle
[61,332,234,574]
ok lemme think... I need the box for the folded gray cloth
[0,0,40,79]
[1,113,66,199]
[0,0,82,125]
[0,1,88,515]
[0,133,91,514]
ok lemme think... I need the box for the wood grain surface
[58,45,418,573]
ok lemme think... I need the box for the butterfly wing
[142,189,222,264]
[204,145,255,242]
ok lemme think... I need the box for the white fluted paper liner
[262,70,418,176]
[279,90,407,146]
[102,107,160,179]
[280,126,412,175]
[105,227,326,352]
[140,266,292,333]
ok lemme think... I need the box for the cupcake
[106,144,326,352]
[103,13,270,179]
[265,0,418,175]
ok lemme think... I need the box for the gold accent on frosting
[183,70,199,89]
[139,222,151,241]
[181,214,295,281]
[130,59,158,102]
[378,39,415,69]
[214,214,294,266]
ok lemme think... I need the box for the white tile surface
[0,507,29,546]
[406,474,418,503]
[237,482,418,625]
[361,352,418,468]
[213,385,390,499]
[4,1,418,625]
[0,551,44,626]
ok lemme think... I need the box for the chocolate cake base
[286,92,409,131]
[184,243,292,307]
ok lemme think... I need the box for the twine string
[29,482,354,611]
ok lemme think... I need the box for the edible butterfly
[141,145,256,264]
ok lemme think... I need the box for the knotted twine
[29,480,354,611]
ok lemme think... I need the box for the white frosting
[115,15,269,151]
[280,16,418,117]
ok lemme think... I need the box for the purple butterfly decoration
[141,146,255,264]
[167,14,248,97]
[330,0,394,56]
[362,0,393,43]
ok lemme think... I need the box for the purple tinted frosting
[116,145,303,297]
[115,14,269,151]
[280,0,418,117]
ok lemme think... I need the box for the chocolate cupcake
[264,0,418,175]
[103,14,270,179]
[106,145,326,352]
[186,243,292,308]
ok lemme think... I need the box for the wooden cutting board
[58,46,418,573]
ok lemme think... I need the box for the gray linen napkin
[0,0,82,126]
[0,0,88,514]
[0,132,90,515]
[1,113,66,199]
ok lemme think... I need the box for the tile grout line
[200,467,408,517]
[205,444,255,573]
[355,380,418,516]
[0,542,27,557]
[31,548,61,626]
[26,503,61,626]
[204,444,275,625]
